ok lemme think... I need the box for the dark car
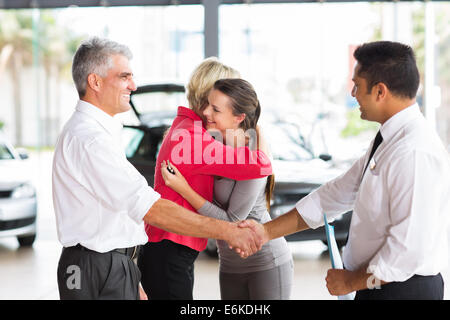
[122,84,352,256]
[122,83,186,187]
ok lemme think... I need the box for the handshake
[225,220,269,258]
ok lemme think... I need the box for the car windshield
[0,143,14,160]
[132,91,187,115]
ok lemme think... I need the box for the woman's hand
[160,160,190,195]
[161,160,208,211]
[255,125,271,156]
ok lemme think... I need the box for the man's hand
[225,222,265,258]
[325,269,355,296]
[326,267,385,296]
[238,219,269,246]
[225,220,269,258]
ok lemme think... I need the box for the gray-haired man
[53,37,264,300]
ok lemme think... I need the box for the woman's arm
[161,161,266,222]
[186,126,272,180]
[255,125,271,158]
[198,177,266,222]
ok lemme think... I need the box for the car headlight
[11,183,36,199]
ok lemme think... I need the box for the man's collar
[380,103,421,141]
[76,100,123,138]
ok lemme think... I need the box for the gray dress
[198,176,293,299]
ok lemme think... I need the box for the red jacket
[146,106,272,251]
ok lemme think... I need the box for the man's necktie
[362,130,383,177]
[344,130,383,249]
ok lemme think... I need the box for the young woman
[161,78,293,300]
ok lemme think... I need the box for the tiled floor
[1,224,448,300]
[0,235,334,300]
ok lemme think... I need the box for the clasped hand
[228,219,269,259]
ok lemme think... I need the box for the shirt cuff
[129,186,161,224]
[295,191,325,229]
[367,254,414,283]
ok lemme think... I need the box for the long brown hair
[213,78,275,210]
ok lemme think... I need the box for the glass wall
[433,2,450,151]
[0,2,449,153]
[220,1,450,159]
[0,5,204,147]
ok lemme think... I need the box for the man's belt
[72,244,138,260]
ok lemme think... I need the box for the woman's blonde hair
[186,57,240,115]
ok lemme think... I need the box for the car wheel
[204,239,218,258]
[18,234,36,247]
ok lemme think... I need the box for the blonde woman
[137,58,273,300]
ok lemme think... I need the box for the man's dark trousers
[355,273,444,300]
[57,245,141,300]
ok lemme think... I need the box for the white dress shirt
[52,100,160,252]
[296,104,450,282]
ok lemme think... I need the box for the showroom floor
[0,151,448,300]
[0,234,334,300]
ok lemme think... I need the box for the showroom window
[0,5,203,146]
[219,1,450,158]
[0,1,448,152]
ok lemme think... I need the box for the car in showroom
[122,84,352,256]
[0,133,37,247]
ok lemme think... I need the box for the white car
[0,134,37,246]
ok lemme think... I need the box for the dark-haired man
[239,41,450,300]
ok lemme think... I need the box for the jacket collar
[177,106,203,122]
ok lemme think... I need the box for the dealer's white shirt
[296,104,450,282]
[52,100,160,252]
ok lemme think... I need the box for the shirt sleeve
[79,137,160,224]
[295,155,366,229]
[197,178,266,222]
[367,150,447,282]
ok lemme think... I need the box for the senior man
[53,37,270,300]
